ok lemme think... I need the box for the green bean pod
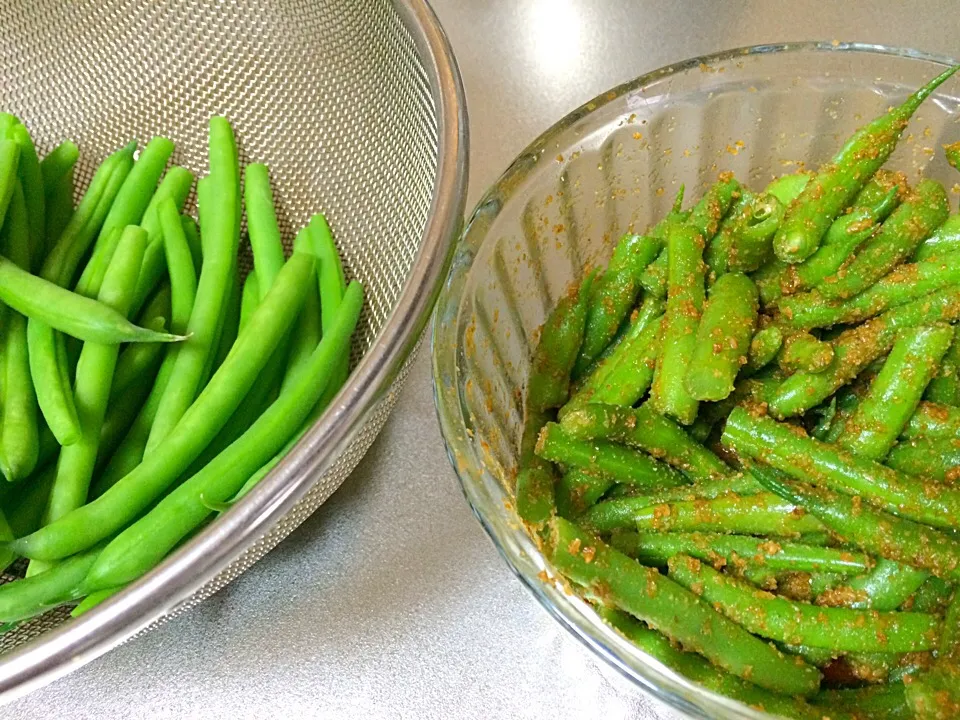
[768,286,960,418]
[8,125,45,263]
[243,163,286,293]
[763,172,812,206]
[669,554,938,652]
[610,531,870,575]
[776,332,834,374]
[650,223,705,424]
[913,213,960,262]
[526,273,594,414]
[547,517,821,695]
[902,401,960,441]
[637,186,693,299]
[560,403,731,482]
[535,422,687,490]
[835,324,953,460]
[684,273,758,402]
[772,65,957,264]
[925,328,960,406]
[885,438,960,482]
[578,473,763,532]
[573,234,660,377]
[10,252,317,561]
[754,467,960,583]
[0,139,21,240]
[741,325,783,376]
[0,545,100,624]
[83,281,364,592]
[724,406,960,530]
[819,179,949,301]
[43,226,147,529]
[597,607,832,720]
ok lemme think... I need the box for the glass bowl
[432,42,960,719]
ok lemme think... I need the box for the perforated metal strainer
[0,0,466,701]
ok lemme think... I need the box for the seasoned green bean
[684,273,758,402]
[548,517,821,695]
[835,325,952,460]
[650,222,705,424]
[724,406,960,530]
[669,554,939,652]
[885,438,960,482]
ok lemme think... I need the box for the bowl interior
[434,42,960,719]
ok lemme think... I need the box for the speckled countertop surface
[8,2,958,718]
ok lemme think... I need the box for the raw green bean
[239,271,260,333]
[310,214,350,409]
[180,214,201,274]
[6,465,55,538]
[210,268,241,374]
[526,273,594,413]
[819,179,949,301]
[913,213,960,262]
[281,275,322,394]
[902,401,960,441]
[724,406,960,530]
[578,473,763,532]
[754,467,960,583]
[669,554,939,652]
[44,168,74,254]
[73,225,122,299]
[39,141,79,195]
[0,139,20,238]
[772,65,957,264]
[10,252,316,561]
[767,286,960,418]
[573,233,660,376]
[597,607,832,720]
[684,273,758,402]
[560,402,731,482]
[836,325,952,460]
[885,438,960,482]
[81,137,175,298]
[109,288,171,403]
[71,587,122,617]
[43,226,146,527]
[535,422,687,490]
[741,325,783,376]
[0,259,182,345]
[8,125,45,263]
[243,163,286,293]
[650,223,705,424]
[548,517,821,695]
[0,182,38,480]
[0,545,100,624]
[83,281,364,592]
[610,531,869,574]
[28,143,136,444]
[146,119,239,452]
[130,166,196,314]
[157,196,198,332]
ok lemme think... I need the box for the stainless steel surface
[0,0,466,702]
[6,1,957,718]
[435,41,960,720]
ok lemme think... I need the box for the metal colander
[0,0,467,701]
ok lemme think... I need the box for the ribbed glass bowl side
[433,42,960,719]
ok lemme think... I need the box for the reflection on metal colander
[0,0,467,700]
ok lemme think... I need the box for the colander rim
[0,0,468,703]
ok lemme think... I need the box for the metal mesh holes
[0,0,439,653]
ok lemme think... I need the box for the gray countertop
[9,2,957,718]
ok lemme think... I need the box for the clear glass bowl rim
[432,40,959,720]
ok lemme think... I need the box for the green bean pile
[518,66,960,719]
[0,116,364,622]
